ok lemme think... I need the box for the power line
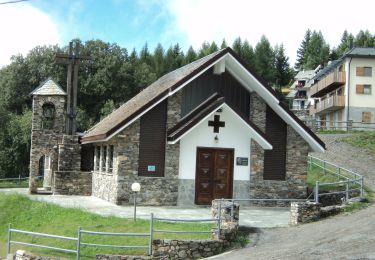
[0,0,29,5]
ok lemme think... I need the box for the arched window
[42,103,55,129]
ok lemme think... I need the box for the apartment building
[309,48,375,129]
[287,69,316,111]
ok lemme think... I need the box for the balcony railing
[310,71,346,97]
[312,95,345,115]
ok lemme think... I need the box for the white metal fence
[7,213,219,259]
[308,155,364,202]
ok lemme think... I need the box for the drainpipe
[346,57,353,123]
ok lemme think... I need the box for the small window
[101,146,107,173]
[95,146,100,171]
[362,112,372,123]
[356,84,371,94]
[42,103,55,129]
[108,145,114,173]
[356,67,372,77]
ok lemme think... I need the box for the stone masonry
[92,92,182,205]
[29,81,90,195]
[290,201,321,225]
[249,93,309,205]
[29,94,66,193]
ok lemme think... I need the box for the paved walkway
[0,188,290,228]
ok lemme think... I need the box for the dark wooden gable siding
[181,69,250,117]
[263,105,287,180]
[138,100,167,177]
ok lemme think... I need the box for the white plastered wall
[178,105,252,181]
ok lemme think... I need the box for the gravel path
[211,134,375,260]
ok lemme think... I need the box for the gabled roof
[82,47,325,152]
[30,79,66,96]
[167,93,272,150]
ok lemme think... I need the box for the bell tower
[29,79,67,193]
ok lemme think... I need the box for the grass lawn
[0,180,29,188]
[342,131,375,155]
[0,193,215,259]
[307,158,359,192]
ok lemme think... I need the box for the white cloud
[0,3,60,68]
[165,0,375,64]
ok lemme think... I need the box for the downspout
[346,57,353,122]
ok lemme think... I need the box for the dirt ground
[212,134,375,260]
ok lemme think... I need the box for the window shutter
[356,67,364,76]
[362,112,372,123]
[356,84,364,94]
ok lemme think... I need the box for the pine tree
[295,29,311,70]
[304,31,330,70]
[254,35,276,85]
[184,46,197,65]
[336,30,354,56]
[220,39,228,49]
[354,30,374,48]
[152,43,165,77]
[275,44,292,91]
[242,40,255,68]
[232,37,243,57]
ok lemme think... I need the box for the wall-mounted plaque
[147,165,156,172]
[236,157,248,166]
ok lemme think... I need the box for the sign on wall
[147,165,156,172]
[236,157,248,166]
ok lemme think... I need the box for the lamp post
[131,182,141,221]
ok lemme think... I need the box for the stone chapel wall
[95,92,182,206]
[249,93,309,204]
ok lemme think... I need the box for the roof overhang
[82,49,325,153]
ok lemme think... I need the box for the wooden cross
[55,41,91,135]
[208,115,225,133]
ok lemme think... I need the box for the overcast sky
[1,0,375,68]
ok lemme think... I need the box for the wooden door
[195,148,233,205]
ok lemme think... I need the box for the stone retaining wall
[53,171,92,195]
[152,239,224,259]
[290,202,321,225]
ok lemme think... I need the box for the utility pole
[55,41,91,135]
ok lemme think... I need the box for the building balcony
[313,95,345,115]
[310,71,346,97]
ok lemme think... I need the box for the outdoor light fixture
[131,182,141,221]
[214,135,219,143]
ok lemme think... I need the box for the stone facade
[92,93,182,206]
[29,85,86,196]
[53,171,92,195]
[29,94,66,193]
[249,93,309,205]
[290,202,321,225]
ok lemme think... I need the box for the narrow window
[42,103,55,129]
[95,146,100,171]
[108,145,114,173]
[101,146,107,173]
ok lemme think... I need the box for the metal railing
[213,197,310,222]
[7,224,78,258]
[303,119,375,131]
[308,155,364,202]
[7,213,218,259]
